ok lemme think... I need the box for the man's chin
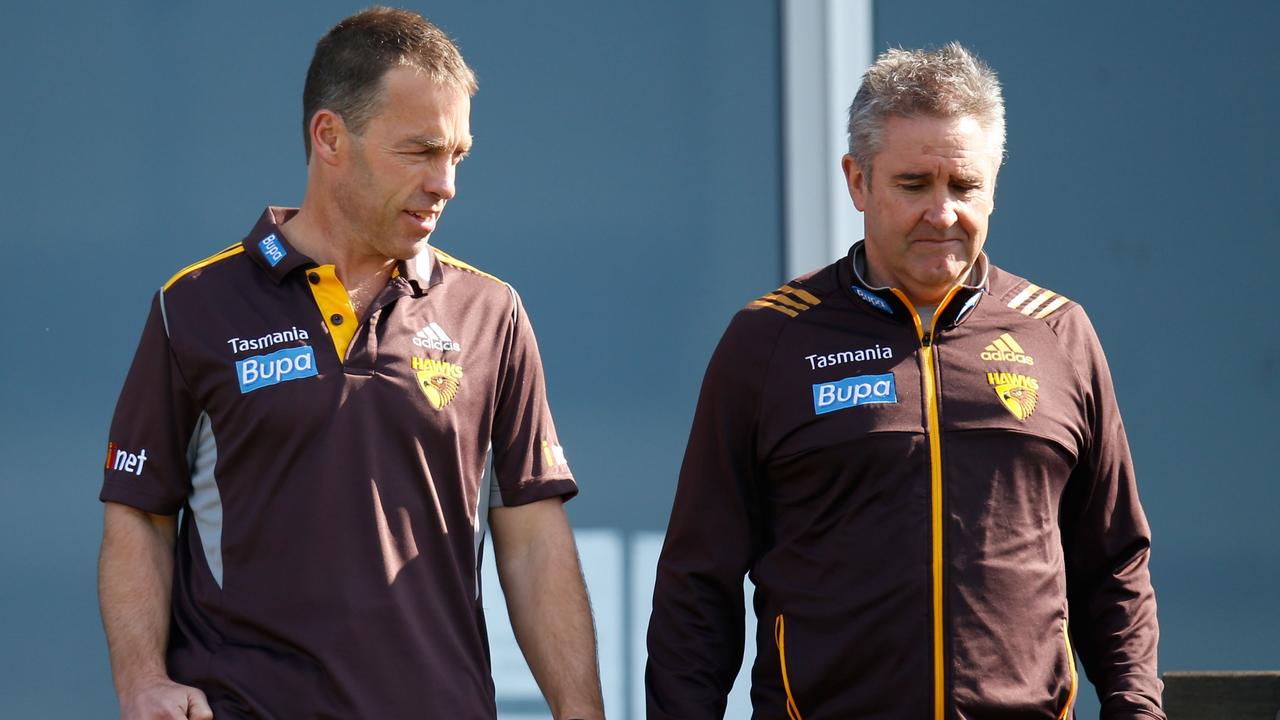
[388,235,432,260]
[903,267,972,304]
[915,264,969,287]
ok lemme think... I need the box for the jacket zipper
[922,335,945,720]
[890,287,960,720]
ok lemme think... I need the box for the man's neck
[280,201,396,288]
[280,200,400,319]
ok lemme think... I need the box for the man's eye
[900,184,925,191]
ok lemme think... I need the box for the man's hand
[119,675,213,719]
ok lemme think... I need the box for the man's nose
[924,188,958,228]
[425,161,457,200]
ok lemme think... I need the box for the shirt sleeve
[1056,306,1165,719]
[489,287,577,507]
[646,310,774,719]
[100,291,200,515]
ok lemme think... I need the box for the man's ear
[842,154,870,211]
[309,109,347,167]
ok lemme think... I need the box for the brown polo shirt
[101,207,576,719]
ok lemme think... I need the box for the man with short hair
[98,8,604,719]
[647,43,1164,719]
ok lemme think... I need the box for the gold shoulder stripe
[1034,295,1071,319]
[750,299,799,317]
[750,284,822,318]
[434,248,505,284]
[1008,282,1071,319]
[779,284,821,306]
[763,292,809,311]
[163,243,245,291]
[1007,283,1039,310]
[1022,289,1056,315]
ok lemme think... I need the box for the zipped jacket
[646,244,1163,719]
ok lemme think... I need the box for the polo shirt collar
[398,246,445,296]
[242,207,313,284]
[241,207,445,294]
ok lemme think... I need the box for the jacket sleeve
[1057,306,1165,719]
[646,311,773,719]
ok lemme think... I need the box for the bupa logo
[259,234,286,267]
[813,372,897,415]
[852,286,893,315]
[236,345,318,394]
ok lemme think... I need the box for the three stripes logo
[980,333,1035,365]
[1007,283,1070,319]
[413,322,461,352]
[750,285,821,318]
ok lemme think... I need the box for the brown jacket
[647,244,1162,719]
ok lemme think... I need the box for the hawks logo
[412,357,463,410]
[987,371,1039,421]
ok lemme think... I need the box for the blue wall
[1,0,1275,717]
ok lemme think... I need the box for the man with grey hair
[98,7,603,719]
[648,43,1163,719]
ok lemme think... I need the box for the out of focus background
[2,1,1276,717]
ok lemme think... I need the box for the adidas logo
[980,333,1034,365]
[413,322,461,352]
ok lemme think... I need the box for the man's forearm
[492,500,604,720]
[98,502,178,695]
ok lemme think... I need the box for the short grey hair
[847,42,1005,178]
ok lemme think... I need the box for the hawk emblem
[994,382,1037,421]
[417,369,460,410]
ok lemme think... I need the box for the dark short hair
[302,6,478,160]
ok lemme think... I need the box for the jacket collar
[840,240,989,329]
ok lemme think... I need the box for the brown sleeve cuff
[496,475,578,507]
